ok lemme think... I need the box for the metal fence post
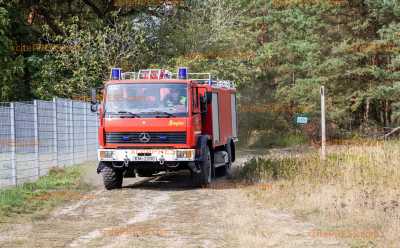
[70,100,74,166]
[33,100,39,178]
[84,103,88,160]
[93,108,98,157]
[10,103,16,186]
[53,98,58,167]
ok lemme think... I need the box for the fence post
[70,100,74,166]
[33,100,39,179]
[53,98,58,167]
[10,103,16,186]
[95,108,99,156]
[83,102,88,161]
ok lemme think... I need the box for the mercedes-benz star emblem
[139,133,151,143]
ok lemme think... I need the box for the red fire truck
[90,67,238,189]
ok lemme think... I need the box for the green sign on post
[294,114,309,125]
[296,116,308,124]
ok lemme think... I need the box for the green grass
[0,166,91,219]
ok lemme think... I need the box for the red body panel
[214,88,234,147]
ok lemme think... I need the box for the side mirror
[90,88,98,112]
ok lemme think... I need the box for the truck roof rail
[117,69,236,89]
[121,72,137,80]
[211,80,236,89]
[187,73,236,89]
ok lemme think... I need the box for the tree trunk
[364,98,370,124]
[385,100,389,126]
[380,100,384,126]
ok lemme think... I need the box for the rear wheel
[192,146,212,187]
[101,165,123,190]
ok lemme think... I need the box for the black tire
[192,146,212,187]
[101,165,123,190]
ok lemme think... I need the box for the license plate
[132,156,157,162]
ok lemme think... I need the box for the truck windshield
[105,83,188,117]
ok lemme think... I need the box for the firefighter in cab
[163,87,187,107]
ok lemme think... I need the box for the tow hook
[123,157,129,167]
[159,156,165,165]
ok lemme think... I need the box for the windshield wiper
[139,111,176,118]
[107,111,140,118]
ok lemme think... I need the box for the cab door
[191,87,202,141]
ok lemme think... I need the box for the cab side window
[192,87,199,112]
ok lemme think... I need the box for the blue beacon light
[111,68,122,80]
[178,67,188,79]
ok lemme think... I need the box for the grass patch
[0,166,91,220]
[233,157,298,182]
[235,141,400,247]
[248,131,308,148]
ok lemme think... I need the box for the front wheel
[101,164,123,190]
[192,146,212,187]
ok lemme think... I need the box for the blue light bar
[178,67,188,79]
[111,68,122,80]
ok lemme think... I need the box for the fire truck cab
[91,68,238,189]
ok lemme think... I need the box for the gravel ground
[0,151,347,248]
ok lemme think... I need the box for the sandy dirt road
[0,153,347,248]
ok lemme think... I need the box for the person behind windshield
[163,88,187,107]
[106,86,126,113]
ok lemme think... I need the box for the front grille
[105,132,187,144]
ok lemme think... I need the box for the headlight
[99,150,114,160]
[176,150,194,159]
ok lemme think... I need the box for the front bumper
[98,148,196,162]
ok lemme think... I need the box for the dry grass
[234,141,400,248]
